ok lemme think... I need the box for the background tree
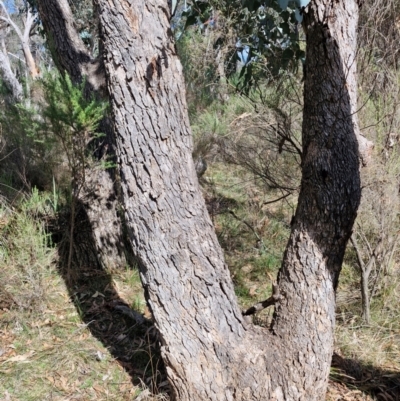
[34,0,132,269]
[0,0,39,79]
[0,1,39,99]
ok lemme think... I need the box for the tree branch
[0,1,23,41]
[350,233,364,272]
[263,192,291,206]
[228,209,262,243]
[242,282,282,316]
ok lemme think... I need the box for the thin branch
[350,234,364,272]
[351,232,382,277]
[0,1,23,41]
[263,192,291,206]
[242,282,282,316]
[228,209,261,242]
[0,147,18,162]
[356,223,373,256]
[7,51,25,64]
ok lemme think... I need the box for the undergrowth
[1,3,400,399]
[0,193,165,401]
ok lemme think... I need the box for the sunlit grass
[0,195,162,401]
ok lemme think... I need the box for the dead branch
[242,282,282,316]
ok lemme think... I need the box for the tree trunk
[0,4,40,79]
[21,41,39,79]
[0,45,23,100]
[95,0,364,399]
[36,0,130,269]
[36,0,105,92]
[21,8,40,79]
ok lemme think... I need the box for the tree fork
[94,0,365,399]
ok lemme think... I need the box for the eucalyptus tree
[38,0,372,399]
[93,0,371,399]
[0,0,39,99]
[0,0,39,78]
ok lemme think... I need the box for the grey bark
[0,3,38,99]
[36,0,105,92]
[0,47,23,100]
[94,0,365,399]
[0,2,39,78]
[350,234,374,323]
[36,0,130,269]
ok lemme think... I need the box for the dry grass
[0,197,167,401]
[205,159,400,401]
[331,262,400,401]
[0,161,399,401]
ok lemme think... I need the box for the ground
[0,166,399,401]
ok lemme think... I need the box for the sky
[3,0,17,13]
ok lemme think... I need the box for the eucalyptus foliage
[177,0,307,90]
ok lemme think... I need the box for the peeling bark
[94,0,364,399]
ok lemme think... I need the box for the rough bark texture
[36,0,130,269]
[269,1,363,397]
[36,0,105,92]
[95,2,248,398]
[95,0,363,399]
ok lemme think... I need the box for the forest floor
[1,254,399,401]
[0,164,399,400]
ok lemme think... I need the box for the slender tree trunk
[21,41,39,79]
[36,0,130,269]
[94,0,366,399]
[360,269,371,322]
[350,234,374,323]
[21,8,40,78]
[0,45,23,100]
[36,0,105,92]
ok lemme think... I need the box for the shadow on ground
[330,352,400,401]
[50,201,167,394]
[49,199,400,400]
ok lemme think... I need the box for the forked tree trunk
[0,5,38,91]
[36,0,130,269]
[95,0,364,399]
